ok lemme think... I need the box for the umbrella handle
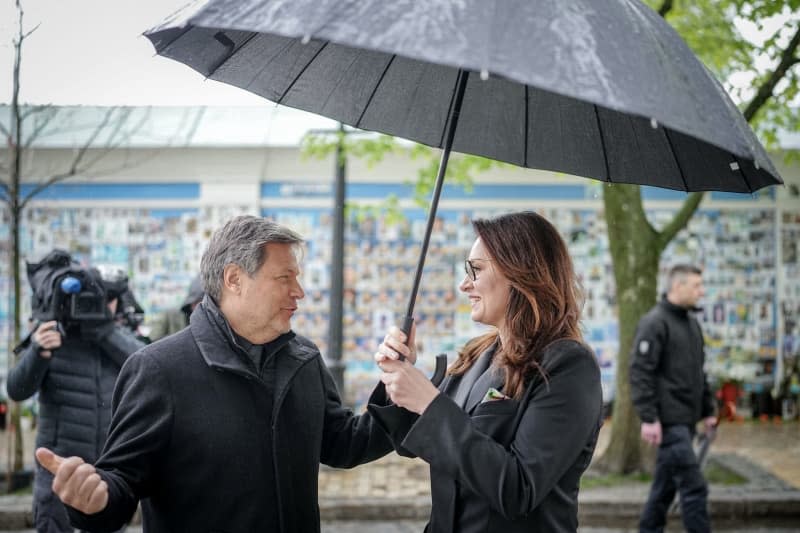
[430,354,447,387]
[399,315,447,387]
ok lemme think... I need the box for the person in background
[36,215,395,533]
[372,211,603,532]
[146,276,204,342]
[630,264,716,533]
[7,265,144,533]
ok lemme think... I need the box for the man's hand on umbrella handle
[35,447,108,515]
[641,421,662,447]
[375,325,417,365]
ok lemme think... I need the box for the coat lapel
[272,340,317,415]
[452,342,497,409]
[464,364,505,415]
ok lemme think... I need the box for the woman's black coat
[369,339,603,533]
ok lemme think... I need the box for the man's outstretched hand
[35,447,108,514]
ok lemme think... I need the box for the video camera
[116,287,145,332]
[25,249,128,326]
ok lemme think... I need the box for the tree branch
[657,191,705,252]
[18,170,77,210]
[79,108,149,169]
[22,106,57,149]
[19,104,52,122]
[19,151,157,211]
[743,22,800,122]
[18,107,156,209]
[19,108,117,208]
[20,22,39,41]
[65,107,118,170]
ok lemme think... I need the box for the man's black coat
[629,298,714,426]
[68,301,393,533]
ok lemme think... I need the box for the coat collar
[189,295,309,378]
[659,295,690,317]
[452,341,498,410]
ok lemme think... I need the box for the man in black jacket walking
[630,264,716,533]
[36,215,395,533]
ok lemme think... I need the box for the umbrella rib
[355,55,397,129]
[733,155,755,194]
[439,71,464,148]
[148,25,194,55]
[242,38,297,93]
[277,41,330,105]
[206,31,260,79]
[662,129,690,192]
[592,105,612,183]
[319,52,364,116]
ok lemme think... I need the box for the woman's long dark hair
[449,211,584,399]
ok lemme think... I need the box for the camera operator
[7,262,145,533]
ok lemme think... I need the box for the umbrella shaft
[402,69,470,339]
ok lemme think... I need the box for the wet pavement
[5,524,800,532]
[1,420,798,530]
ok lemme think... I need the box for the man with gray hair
[36,215,397,533]
[630,264,716,533]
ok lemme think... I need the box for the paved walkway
[708,420,800,488]
[5,526,800,533]
[0,420,798,529]
[315,420,800,503]
[314,420,800,527]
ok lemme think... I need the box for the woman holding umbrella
[371,210,603,532]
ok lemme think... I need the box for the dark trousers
[34,464,126,533]
[639,425,710,533]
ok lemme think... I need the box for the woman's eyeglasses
[464,258,492,281]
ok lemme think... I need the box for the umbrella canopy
[145,0,782,193]
[145,0,783,382]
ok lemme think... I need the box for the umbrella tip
[301,34,311,45]
[650,118,658,129]
[480,69,489,81]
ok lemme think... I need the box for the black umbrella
[145,0,783,381]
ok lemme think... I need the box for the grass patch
[704,460,747,485]
[10,484,32,496]
[580,471,651,489]
[580,460,747,489]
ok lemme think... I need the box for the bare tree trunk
[7,202,24,487]
[596,185,704,474]
[6,85,25,491]
[5,0,28,490]
[595,183,660,473]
